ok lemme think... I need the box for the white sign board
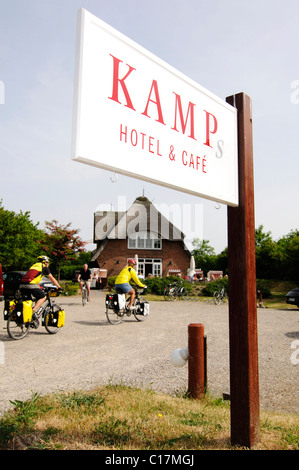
[72,9,238,206]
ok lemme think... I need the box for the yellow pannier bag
[47,308,65,328]
[3,299,16,320]
[22,300,33,323]
[57,309,65,327]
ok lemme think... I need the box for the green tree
[255,225,279,279]
[191,238,217,273]
[215,247,228,274]
[37,220,86,280]
[0,201,43,269]
[277,229,299,282]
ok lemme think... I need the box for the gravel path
[0,290,298,416]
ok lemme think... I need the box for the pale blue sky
[0,0,298,253]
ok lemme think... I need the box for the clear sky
[0,0,298,254]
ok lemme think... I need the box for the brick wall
[95,238,191,278]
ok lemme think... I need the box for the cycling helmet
[37,255,50,263]
[128,258,137,265]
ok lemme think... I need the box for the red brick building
[91,196,191,281]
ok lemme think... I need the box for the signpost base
[188,324,206,399]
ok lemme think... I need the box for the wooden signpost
[226,93,260,447]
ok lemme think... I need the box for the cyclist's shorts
[19,284,46,300]
[115,283,132,293]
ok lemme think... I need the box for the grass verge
[0,385,298,450]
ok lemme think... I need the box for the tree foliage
[276,229,299,282]
[37,220,86,279]
[191,226,299,283]
[191,238,217,273]
[255,225,279,279]
[0,201,43,270]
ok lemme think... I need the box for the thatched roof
[93,196,185,242]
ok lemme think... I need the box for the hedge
[107,275,192,296]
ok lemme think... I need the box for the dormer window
[128,231,162,249]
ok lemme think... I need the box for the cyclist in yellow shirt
[115,259,146,310]
[20,255,62,314]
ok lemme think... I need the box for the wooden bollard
[188,323,205,399]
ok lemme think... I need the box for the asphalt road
[0,290,298,416]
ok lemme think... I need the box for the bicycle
[163,281,189,301]
[4,285,65,340]
[105,286,149,325]
[82,281,88,306]
[213,287,228,305]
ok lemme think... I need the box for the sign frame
[72,8,238,206]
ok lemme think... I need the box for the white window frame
[128,231,162,250]
[137,258,162,277]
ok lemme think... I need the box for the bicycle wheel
[179,287,189,301]
[44,305,61,334]
[82,287,88,306]
[213,291,221,305]
[170,288,178,301]
[106,303,123,325]
[133,297,148,322]
[163,287,169,300]
[163,286,172,301]
[165,287,177,301]
[7,314,30,340]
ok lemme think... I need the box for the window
[128,231,161,250]
[153,261,162,277]
[137,258,162,278]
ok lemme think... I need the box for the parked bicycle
[82,281,88,306]
[213,287,228,305]
[163,281,189,301]
[4,285,65,340]
[105,285,149,325]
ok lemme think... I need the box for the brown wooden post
[226,93,260,448]
[188,323,205,399]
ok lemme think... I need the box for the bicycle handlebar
[133,285,147,293]
[43,285,62,294]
